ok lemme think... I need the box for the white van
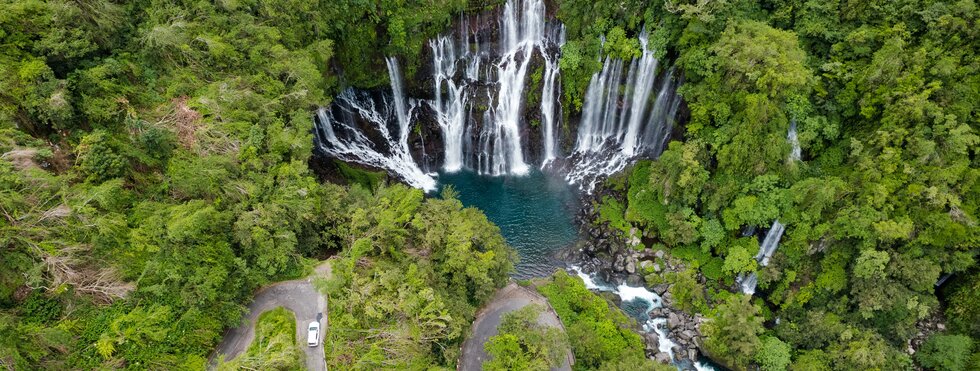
[307,321,320,347]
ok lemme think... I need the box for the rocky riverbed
[560,184,708,368]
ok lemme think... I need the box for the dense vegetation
[561,0,979,369]
[322,185,514,369]
[216,307,302,370]
[1,0,976,370]
[0,0,504,368]
[483,304,569,370]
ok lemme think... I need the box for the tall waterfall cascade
[739,220,786,295]
[312,58,437,191]
[566,28,682,193]
[429,0,566,175]
[313,0,684,193]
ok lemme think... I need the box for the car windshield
[309,326,317,331]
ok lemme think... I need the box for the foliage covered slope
[0,0,494,368]
[557,0,978,369]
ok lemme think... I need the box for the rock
[653,284,669,295]
[688,348,698,362]
[625,274,644,286]
[655,250,665,258]
[650,308,666,318]
[668,312,680,328]
[644,333,660,351]
[640,260,653,269]
[655,353,671,364]
[672,346,683,360]
[626,261,636,274]
[681,330,696,341]
[653,263,662,272]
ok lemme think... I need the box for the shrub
[915,334,974,371]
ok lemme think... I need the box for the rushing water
[438,170,579,279]
[566,27,681,193]
[739,220,786,295]
[570,267,716,371]
[314,0,683,195]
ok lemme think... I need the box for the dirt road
[210,263,331,371]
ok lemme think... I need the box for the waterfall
[315,1,684,194]
[567,28,681,193]
[540,26,566,167]
[430,36,469,172]
[386,57,413,150]
[788,119,801,162]
[427,0,563,176]
[740,220,786,295]
[312,59,437,191]
[621,29,661,157]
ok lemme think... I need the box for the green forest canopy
[0,0,978,370]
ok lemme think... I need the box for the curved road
[210,263,331,371]
[459,282,573,371]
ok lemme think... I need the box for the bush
[915,334,974,371]
[217,307,302,370]
[483,304,569,371]
[755,336,791,371]
[75,130,127,183]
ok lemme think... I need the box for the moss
[334,160,385,191]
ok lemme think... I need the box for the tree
[702,295,765,369]
[483,305,569,371]
[756,336,792,371]
[946,272,980,338]
[915,334,974,371]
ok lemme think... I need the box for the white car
[307,321,320,347]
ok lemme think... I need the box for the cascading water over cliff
[740,220,786,295]
[313,0,682,193]
[566,28,682,193]
[313,58,437,191]
[428,0,565,175]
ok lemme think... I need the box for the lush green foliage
[0,0,506,368]
[564,0,979,369]
[915,334,974,371]
[217,307,303,370]
[2,0,977,369]
[702,295,765,369]
[483,304,569,371]
[537,270,662,370]
[322,186,515,369]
